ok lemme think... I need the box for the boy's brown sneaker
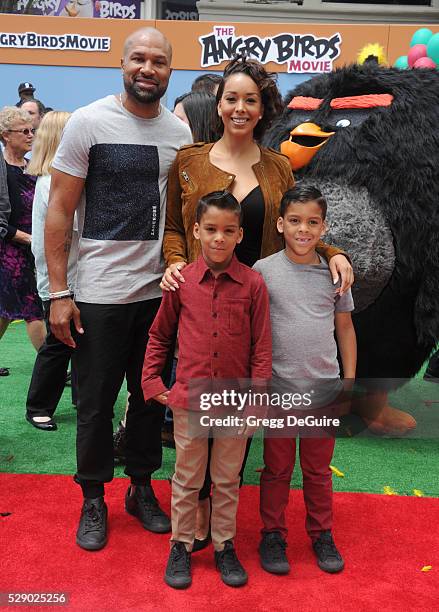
[215,540,248,587]
[164,542,192,589]
[312,531,344,573]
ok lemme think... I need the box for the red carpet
[1,474,438,611]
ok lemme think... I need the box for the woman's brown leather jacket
[164,142,343,266]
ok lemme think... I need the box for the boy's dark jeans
[26,300,77,418]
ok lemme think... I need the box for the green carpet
[1,322,438,498]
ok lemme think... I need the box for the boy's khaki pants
[171,407,248,551]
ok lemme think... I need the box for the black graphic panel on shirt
[83,143,160,241]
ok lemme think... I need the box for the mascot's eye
[336,119,351,128]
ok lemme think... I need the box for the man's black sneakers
[259,531,290,574]
[312,531,344,573]
[215,540,248,587]
[76,497,108,551]
[125,484,171,533]
[164,542,192,589]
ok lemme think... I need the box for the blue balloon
[410,28,433,47]
[394,55,409,70]
[427,33,439,65]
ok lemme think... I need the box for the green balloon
[410,28,433,47]
[427,33,439,64]
[394,55,409,70]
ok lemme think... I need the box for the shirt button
[213,293,218,299]
[212,313,217,318]
[213,372,218,377]
[213,332,218,337]
[213,352,218,357]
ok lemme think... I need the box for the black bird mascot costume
[264,57,439,434]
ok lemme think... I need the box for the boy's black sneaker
[164,542,192,589]
[312,531,344,573]
[125,484,171,533]
[258,531,290,574]
[76,497,108,551]
[215,540,248,587]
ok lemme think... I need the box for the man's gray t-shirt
[253,250,354,380]
[52,95,192,304]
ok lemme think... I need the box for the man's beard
[123,77,167,105]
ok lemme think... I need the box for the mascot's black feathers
[264,64,439,378]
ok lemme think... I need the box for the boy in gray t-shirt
[253,186,356,576]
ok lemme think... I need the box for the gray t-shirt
[253,250,354,380]
[52,95,192,304]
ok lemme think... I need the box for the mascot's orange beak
[281,123,335,171]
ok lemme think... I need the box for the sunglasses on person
[8,128,36,135]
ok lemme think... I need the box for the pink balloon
[413,56,437,69]
[408,44,427,67]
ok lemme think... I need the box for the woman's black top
[234,185,265,268]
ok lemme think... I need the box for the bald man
[45,28,192,551]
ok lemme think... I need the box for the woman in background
[25,111,75,431]
[173,91,218,143]
[0,106,45,359]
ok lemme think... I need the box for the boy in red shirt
[142,191,271,589]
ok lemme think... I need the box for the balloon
[410,28,433,47]
[408,44,427,67]
[413,57,437,69]
[394,55,409,70]
[426,33,439,65]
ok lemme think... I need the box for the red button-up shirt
[142,254,272,409]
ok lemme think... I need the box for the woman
[25,111,75,431]
[0,107,45,359]
[173,91,218,143]
[162,57,353,550]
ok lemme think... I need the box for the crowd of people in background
[0,30,438,591]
